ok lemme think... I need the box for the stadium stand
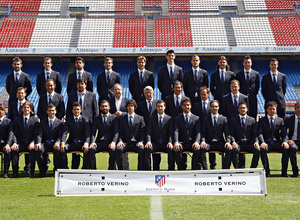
[38,0,62,12]
[0,0,41,11]
[143,0,162,7]
[69,0,135,12]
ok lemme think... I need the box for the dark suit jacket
[97,71,120,102]
[13,115,39,146]
[6,71,32,103]
[220,92,249,119]
[91,114,119,143]
[285,114,298,140]
[118,114,146,143]
[136,99,158,125]
[173,113,201,144]
[37,92,65,120]
[129,69,154,103]
[183,68,208,100]
[62,115,90,144]
[235,70,260,117]
[146,114,173,144]
[165,94,187,118]
[191,100,211,119]
[36,118,63,144]
[108,96,128,115]
[66,91,98,123]
[67,70,93,95]
[257,116,287,144]
[158,64,183,100]
[0,117,14,146]
[36,70,62,96]
[229,115,258,144]
[201,114,231,143]
[210,70,235,103]
[8,101,23,122]
[261,72,286,109]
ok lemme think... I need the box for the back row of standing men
[1,51,298,178]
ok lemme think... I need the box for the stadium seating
[69,0,135,12]
[143,0,161,7]
[169,0,236,11]
[0,0,41,11]
[265,0,300,10]
[39,0,61,12]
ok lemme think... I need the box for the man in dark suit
[108,83,128,117]
[6,57,32,105]
[145,100,174,170]
[220,79,249,119]
[165,81,187,118]
[173,98,201,170]
[97,57,120,104]
[158,50,183,100]
[129,56,154,103]
[257,101,289,177]
[116,99,146,170]
[61,102,90,169]
[200,100,233,169]
[235,55,260,119]
[36,57,62,96]
[229,101,260,169]
[35,104,64,173]
[261,58,286,119]
[284,102,300,177]
[66,78,98,124]
[183,55,208,105]
[67,57,93,95]
[210,56,235,103]
[37,79,65,121]
[11,101,41,178]
[8,87,27,122]
[89,100,119,170]
[0,104,15,178]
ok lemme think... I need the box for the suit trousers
[1,144,11,174]
[174,141,201,170]
[42,143,61,171]
[89,141,116,170]
[288,142,299,176]
[61,143,89,169]
[238,142,260,169]
[116,142,144,170]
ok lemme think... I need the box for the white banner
[54,168,267,196]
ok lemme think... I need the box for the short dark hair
[44,57,53,63]
[136,56,146,62]
[270,58,278,63]
[174,80,183,87]
[13,57,22,63]
[166,49,175,56]
[47,103,56,110]
[243,55,251,61]
[181,98,191,106]
[100,100,110,106]
[126,99,138,110]
[156,100,166,107]
[104,57,113,62]
[210,100,219,107]
[266,101,278,109]
[75,57,85,63]
[72,102,82,109]
[77,77,87,84]
[238,101,248,108]
[200,86,210,94]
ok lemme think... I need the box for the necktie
[234,95,238,110]
[107,73,110,85]
[49,120,53,131]
[75,117,79,126]
[273,74,276,87]
[203,101,207,116]
[103,115,107,127]
[176,96,180,111]
[19,102,22,113]
[170,66,174,81]
[140,71,143,85]
[15,73,19,85]
[246,71,250,84]
[78,72,82,79]
[241,117,245,130]
[221,70,224,84]
[213,116,217,130]
[194,70,198,82]
[24,117,28,129]
[148,100,152,113]
[185,115,189,128]
[79,94,83,108]
[159,116,162,130]
[129,116,133,129]
[270,117,274,145]
[47,72,50,80]
[297,118,300,141]
[49,95,52,104]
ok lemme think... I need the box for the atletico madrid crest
[155,175,165,187]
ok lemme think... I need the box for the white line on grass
[150,196,164,220]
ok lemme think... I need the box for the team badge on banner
[155,175,165,187]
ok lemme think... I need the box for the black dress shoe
[281,174,289,177]
[30,174,35,178]
[266,173,271,177]
[291,174,298,178]
[38,173,46,178]
[24,170,30,175]
[3,173,9,178]
[12,174,19,178]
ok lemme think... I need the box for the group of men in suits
[1,53,298,178]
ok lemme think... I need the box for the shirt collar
[192,67,200,72]
[48,117,56,122]
[74,115,81,120]
[183,112,191,118]
[158,113,165,118]
[45,69,52,74]
[138,69,144,73]
[267,115,276,120]
[0,115,5,121]
[239,114,247,120]
[231,92,240,97]
[14,71,21,75]
[76,69,84,74]
[270,71,278,75]
[167,63,175,69]
[174,93,182,99]
[115,95,122,101]
[128,113,135,118]
[219,68,226,73]
[47,91,55,96]
[211,113,219,119]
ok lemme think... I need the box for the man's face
[17,89,26,101]
[0,109,5,118]
[218,59,227,69]
[230,82,240,95]
[137,59,146,70]
[144,89,153,101]
[104,59,113,70]
[210,101,219,115]
[266,105,277,117]
[181,101,191,114]
[47,107,56,119]
[238,104,248,116]
[243,58,252,71]
[12,61,22,72]
[100,102,110,115]
[113,85,123,98]
[270,60,278,73]
[295,103,300,117]
[75,60,85,71]
[200,89,209,101]
[43,59,53,71]
[156,103,166,115]
[22,104,31,116]
[191,56,200,69]
[72,106,81,117]
[166,53,175,64]
[77,81,86,93]
[126,103,135,114]
[173,83,183,96]
[46,81,55,94]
